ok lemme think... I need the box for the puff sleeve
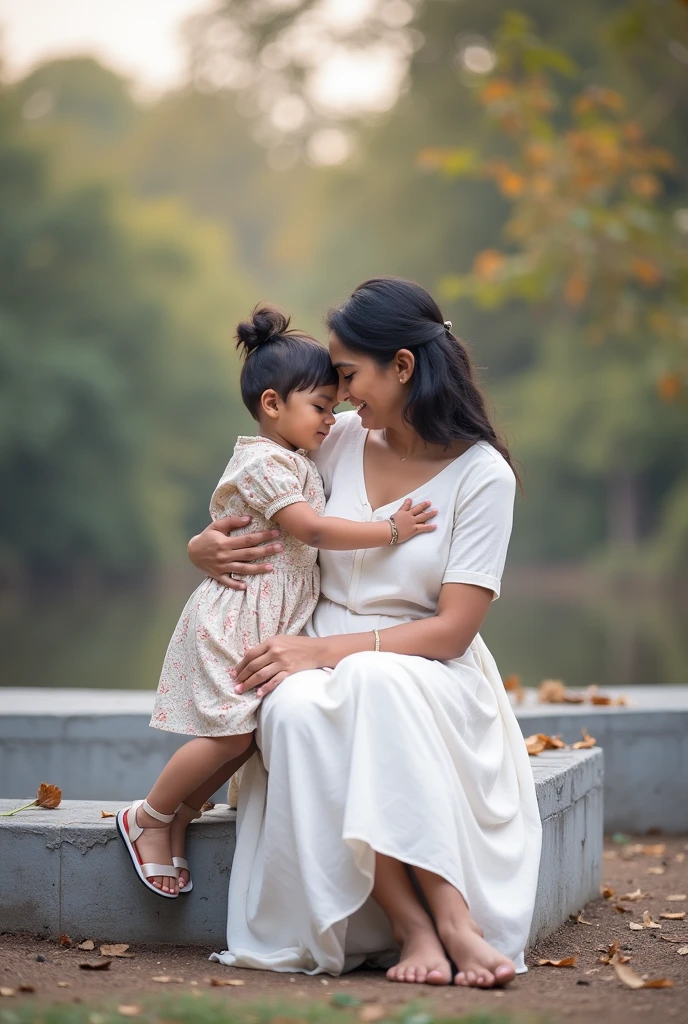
[442,452,516,600]
[233,449,308,521]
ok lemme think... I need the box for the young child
[117,305,437,898]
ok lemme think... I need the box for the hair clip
[443,320,452,331]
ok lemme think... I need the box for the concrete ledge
[1,686,683,830]
[0,748,602,948]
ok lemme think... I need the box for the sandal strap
[141,861,177,878]
[173,857,189,871]
[142,799,175,824]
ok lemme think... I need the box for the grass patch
[0,996,543,1024]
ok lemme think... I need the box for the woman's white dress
[210,412,542,975]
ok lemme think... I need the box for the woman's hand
[188,516,284,591]
[232,635,325,697]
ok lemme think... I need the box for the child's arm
[273,497,437,550]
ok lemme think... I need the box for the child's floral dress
[151,436,325,737]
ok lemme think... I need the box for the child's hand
[390,498,437,544]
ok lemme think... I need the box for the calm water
[1,570,686,690]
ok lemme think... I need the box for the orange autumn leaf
[572,727,596,749]
[657,373,682,403]
[525,733,566,756]
[612,955,673,989]
[538,679,567,703]
[473,249,506,281]
[564,271,589,308]
[631,258,662,287]
[538,957,576,967]
[101,810,115,819]
[601,885,614,899]
[37,783,62,809]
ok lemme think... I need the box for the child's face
[279,384,339,451]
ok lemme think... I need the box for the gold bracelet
[388,516,399,546]
[373,628,381,652]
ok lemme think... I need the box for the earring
[399,376,406,384]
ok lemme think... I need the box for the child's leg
[133,733,253,894]
[170,738,257,888]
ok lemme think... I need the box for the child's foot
[386,923,452,985]
[132,805,177,894]
[170,802,201,889]
[438,918,516,988]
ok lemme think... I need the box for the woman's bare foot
[386,925,452,986]
[439,919,515,988]
[131,806,177,894]
[169,803,200,888]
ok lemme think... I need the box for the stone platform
[1,685,685,831]
[0,747,602,947]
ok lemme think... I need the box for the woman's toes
[427,969,448,986]
[495,964,516,984]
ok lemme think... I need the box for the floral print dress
[151,436,325,737]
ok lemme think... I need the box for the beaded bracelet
[388,516,399,546]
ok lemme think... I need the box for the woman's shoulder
[456,441,516,497]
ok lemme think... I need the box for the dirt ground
[2,835,687,1024]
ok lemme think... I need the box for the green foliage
[0,87,252,581]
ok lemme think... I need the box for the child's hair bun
[236,304,291,357]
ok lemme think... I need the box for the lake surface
[1,569,686,691]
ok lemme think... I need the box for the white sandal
[116,799,178,898]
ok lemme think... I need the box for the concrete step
[2,685,683,831]
[0,747,602,948]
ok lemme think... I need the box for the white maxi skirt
[210,636,542,975]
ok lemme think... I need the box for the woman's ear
[395,349,416,385]
[260,389,281,419]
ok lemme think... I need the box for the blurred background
[0,0,686,692]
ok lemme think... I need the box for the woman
[188,278,541,987]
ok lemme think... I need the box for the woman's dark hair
[236,304,337,419]
[326,277,520,487]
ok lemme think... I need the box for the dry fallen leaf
[359,1006,386,1023]
[58,933,72,948]
[641,844,666,856]
[100,944,133,958]
[599,941,630,965]
[647,867,665,875]
[37,782,62,809]
[200,801,215,813]
[525,733,566,756]
[570,911,597,927]
[629,922,644,931]
[538,957,576,967]
[77,940,95,951]
[538,679,567,703]
[601,885,614,899]
[101,811,115,819]
[79,960,111,971]
[0,988,15,998]
[659,912,686,920]
[660,935,686,944]
[676,853,686,863]
[117,1007,141,1017]
[642,910,661,929]
[612,956,673,989]
[620,889,647,901]
[18,985,35,993]
[667,894,687,901]
[57,982,71,988]
[678,947,688,955]
[590,694,612,705]
[209,978,245,987]
[152,976,183,984]
[613,905,630,914]
[572,727,596,749]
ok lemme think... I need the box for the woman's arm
[232,582,494,696]
[274,497,437,550]
[188,515,284,591]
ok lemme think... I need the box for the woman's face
[328,332,412,430]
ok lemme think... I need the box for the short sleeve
[235,449,307,521]
[443,452,516,600]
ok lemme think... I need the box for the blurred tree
[0,86,252,582]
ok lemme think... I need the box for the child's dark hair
[236,305,337,419]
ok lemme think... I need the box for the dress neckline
[357,426,480,513]
[236,435,308,457]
